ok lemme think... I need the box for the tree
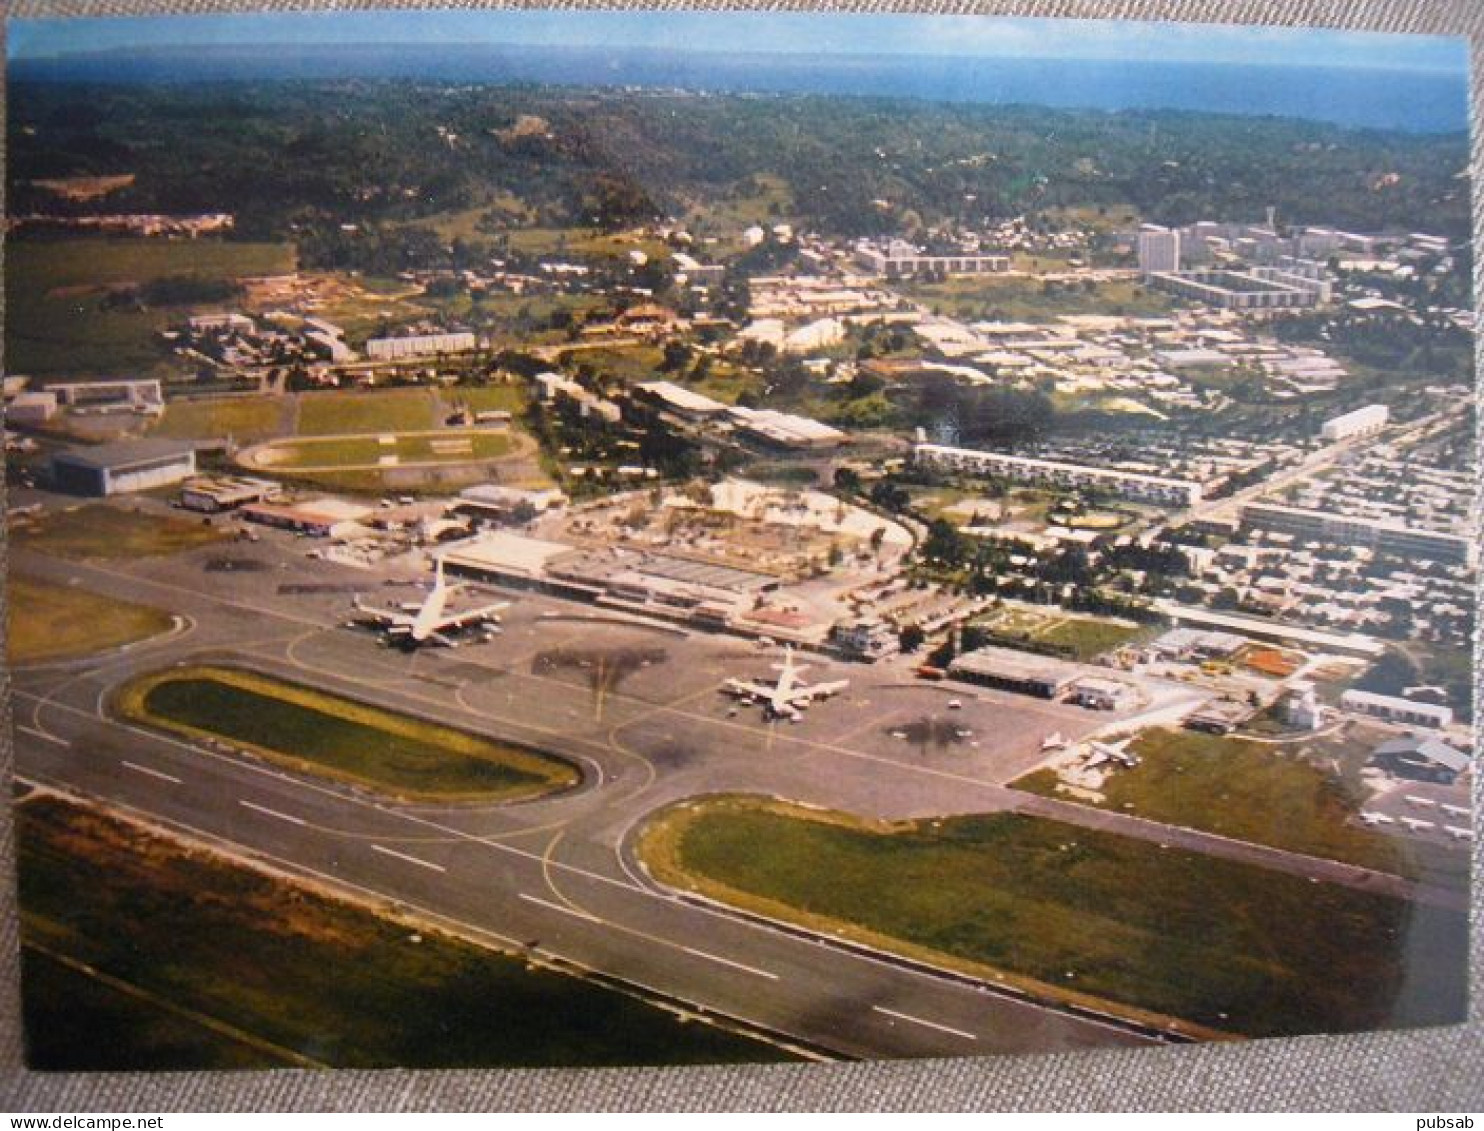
[898,625,926,653]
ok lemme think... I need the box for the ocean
[8,43,1470,134]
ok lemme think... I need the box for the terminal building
[916,443,1203,507]
[51,440,196,496]
[1320,404,1389,442]
[1240,501,1476,567]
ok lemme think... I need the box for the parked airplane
[351,557,507,648]
[722,647,849,721]
[1084,738,1140,770]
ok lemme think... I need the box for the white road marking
[239,799,307,826]
[121,760,182,785]
[680,946,779,981]
[18,726,69,747]
[371,843,446,873]
[519,893,600,922]
[872,1006,977,1041]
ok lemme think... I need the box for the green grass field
[263,429,511,470]
[1014,729,1464,884]
[451,384,527,414]
[21,947,283,1070]
[5,238,295,377]
[975,607,1145,661]
[13,505,229,561]
[639,796,1467,1039]
[562,344,665,384]
[295,389,439,435]
[152,396,289,442]
[899,276,1179,322]
[1033,617,1146,660]
[504,227,671,262]
[120,665,578,802]
[7,575,176,664]
[17,794,793,1069]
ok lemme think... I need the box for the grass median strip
[637,795,1467,1040]
[18,793,794,1069]
[116,664,578,802]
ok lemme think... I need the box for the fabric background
[0,0,1479,1111]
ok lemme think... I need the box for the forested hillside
[9,81,1471,260]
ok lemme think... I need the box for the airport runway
[12,529,1453,1060]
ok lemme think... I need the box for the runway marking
[121,760,182,785]
[872,1006,977,1041]
[679,946,779,981]
[15,686,1451,918]
[519,893,600,922]
[17,725,70,747]
[239,800,307,826]
[371,842,447,873]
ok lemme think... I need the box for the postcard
[5,8,1473,1071]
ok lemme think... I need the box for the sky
[8,9,1468,73]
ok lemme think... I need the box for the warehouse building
[240,498,372,538]
[948,647,1080,699]
[177,475,280,513]
[5,391,58,426]
[46,378,164,415]
[1320,404,1389,442]
[51,440,196,497]
[1367,735,1469,785]
[728,406,846,450]
[1341,689,1453,730]
[365,332,477,361]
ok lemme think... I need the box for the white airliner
[351,557,508,648]
[723,647,849,721]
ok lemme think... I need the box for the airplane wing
[789,679,849,705]
[724,679,776,699]
[435,601,509,630]
[353,596,412,628]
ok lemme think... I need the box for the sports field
[117,665,578,802]
[152,396,289,442]
[18,794,791,1069]
[259,429,511,470]
[295,388,439,435]
[639,795,1467,1039]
